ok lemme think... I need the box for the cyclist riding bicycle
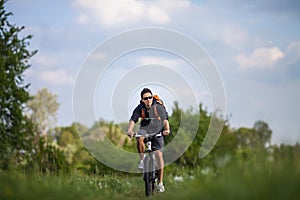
[127,88,170,193]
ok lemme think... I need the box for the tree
[58,130,75,147]
[253,120,272,147]
[27,88,59,136]
[234,127,258,149]
[0,0,37,170]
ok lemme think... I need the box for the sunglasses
[142,96,153,100]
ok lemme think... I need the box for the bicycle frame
[134,130,161,196]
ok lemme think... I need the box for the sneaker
[138,160,143,170]
[157,182,165,193]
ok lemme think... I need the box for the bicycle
[133,129,162,196]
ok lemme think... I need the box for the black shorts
[150,135,164,152]
[137,135,164,152]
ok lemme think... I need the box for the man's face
[142,92,153,109]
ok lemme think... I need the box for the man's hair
[141,88,152,98]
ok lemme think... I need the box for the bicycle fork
[143,141,157,183]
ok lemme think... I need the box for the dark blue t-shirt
[130,101,168,134]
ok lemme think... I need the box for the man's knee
[137,137,144,145]
[136,137,145,151]
[155,150,163,158]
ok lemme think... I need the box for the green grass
[1,158,300,200]
[161,158,300,200]
[0,172,146,200]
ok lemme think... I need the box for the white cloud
[73,0,190,27]
[39,70,74,85]
[77,13,90,24]
[218,25,250,45]
[148,5,169,24]
[138,56,182,67]
[285,41,300,64]
[90,52,107,61]
[32,55,60,68]
[28,54,75,85]
[234,46,284,69]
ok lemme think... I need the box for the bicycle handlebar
[132,130,162,138]
[143,117,157,120]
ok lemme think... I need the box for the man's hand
[163,130,170,136]
[127,120,135,138]
[127,131,134,138]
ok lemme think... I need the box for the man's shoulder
[153,103,166,111]
[133,103,143,112]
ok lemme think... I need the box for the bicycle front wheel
[143,156,155,196]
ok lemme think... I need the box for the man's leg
[136,137,145,169]
[155,150,164,182]
[151,135,165,192]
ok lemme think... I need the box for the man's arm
[156,104,170,136]
[127,120,135,137]
[127,105,141,137]
[163,119,170,136]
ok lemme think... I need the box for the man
[127,88,170,193]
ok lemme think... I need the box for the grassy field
[1,158,299,200]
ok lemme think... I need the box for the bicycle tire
[143,156,153,196]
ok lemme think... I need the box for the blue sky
[6,0,300,145]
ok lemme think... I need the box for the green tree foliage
[166,103,210,166]
[234,127,256,149]
[0,0,37,170]
[34,138,69,174]
[58,130,75,147]
[54,121,136,175]
[233,121,272,150]
[27,88,59,136]
[160,102,274,169]
[253,120,272,147]
[38,101,299,178]
[22,88,67,174]
[53,123,92,170]
[64,102,275,173]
